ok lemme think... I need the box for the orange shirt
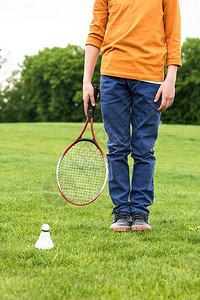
[86,0,182,82]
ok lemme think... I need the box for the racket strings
[58,141,107,204]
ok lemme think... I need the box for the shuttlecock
[35,224,54,250]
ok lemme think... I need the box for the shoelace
[115,212,130,222]
[131,212,148,222]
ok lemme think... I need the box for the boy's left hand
[154,79,175,112]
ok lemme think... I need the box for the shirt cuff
[85,36,103,49]
[166,58,182,68]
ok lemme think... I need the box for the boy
[83,0,182,231]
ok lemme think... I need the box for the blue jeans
[100,75,161,215]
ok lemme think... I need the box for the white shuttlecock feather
[35,224,54,250]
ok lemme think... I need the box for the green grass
[0,123,200,300]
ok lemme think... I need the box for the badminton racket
[56,84,108,205]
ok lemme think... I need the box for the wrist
[165,65,178,84]
[83,78,91,84]
[165,75,176,84]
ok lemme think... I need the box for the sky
[0,0,200,80]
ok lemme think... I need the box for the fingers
[83,83,96,116]
[84,96,89,116]
[155,82,175,112]
[97,91,100,102]
[157,95,167,112]
[90,92,96,107]
[158,96,174,112]
[154,86,162,103]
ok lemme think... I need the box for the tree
[0,45,102,122]
[161,38,200,124]
[1,39,200,124]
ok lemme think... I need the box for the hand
[83,82,96,116]
[154,79,175,112]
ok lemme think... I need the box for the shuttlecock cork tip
[42,224,50,232]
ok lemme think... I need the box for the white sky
[0,0,200,80]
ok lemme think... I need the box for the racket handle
[87,84,99,118]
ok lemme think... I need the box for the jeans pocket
[150,96,162,112]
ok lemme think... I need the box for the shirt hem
[101,70,164,83]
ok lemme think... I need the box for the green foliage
[0,45,102,122]
[161,38,200,124]
[1,38,200,124]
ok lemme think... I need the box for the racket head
[56,138,108,205]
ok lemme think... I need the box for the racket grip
[87,84,99,118]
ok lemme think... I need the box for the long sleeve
[86,0,108,49]
[163,0,182,67]
[85,0,182,81]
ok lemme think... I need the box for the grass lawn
[0,122,199,299]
